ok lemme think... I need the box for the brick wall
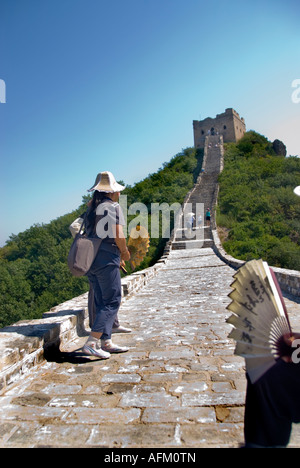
[193,108,246,149]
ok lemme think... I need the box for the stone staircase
[172,135,223,250]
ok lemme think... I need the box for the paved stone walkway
[1,247,300,448]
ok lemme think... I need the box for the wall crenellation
[193,108,246,149]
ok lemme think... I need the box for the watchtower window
[211,127,215,135]
[201,130,205,135]
[223,125,227,130]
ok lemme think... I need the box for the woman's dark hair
[86,191,109,229]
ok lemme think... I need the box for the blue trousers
[88,285,119,329]
[87,243,122,340]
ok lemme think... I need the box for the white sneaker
[82,341,111,359]
[101,339,129,353]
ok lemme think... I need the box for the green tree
[217,132,300,270]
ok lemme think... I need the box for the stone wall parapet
[0,259,168,394]
[212,228,300,297]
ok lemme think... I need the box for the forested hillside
[217,131,300,270]
[0,147,203,328]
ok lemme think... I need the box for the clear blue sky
[0,0,299,246]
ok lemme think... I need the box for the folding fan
[226,259,293,383]
[126,225,150,271]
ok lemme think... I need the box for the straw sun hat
[88,171,125,193]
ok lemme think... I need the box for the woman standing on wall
[82,171,131,359]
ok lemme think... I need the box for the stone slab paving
[0,248,300,448]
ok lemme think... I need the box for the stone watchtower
[193,108,246,149]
